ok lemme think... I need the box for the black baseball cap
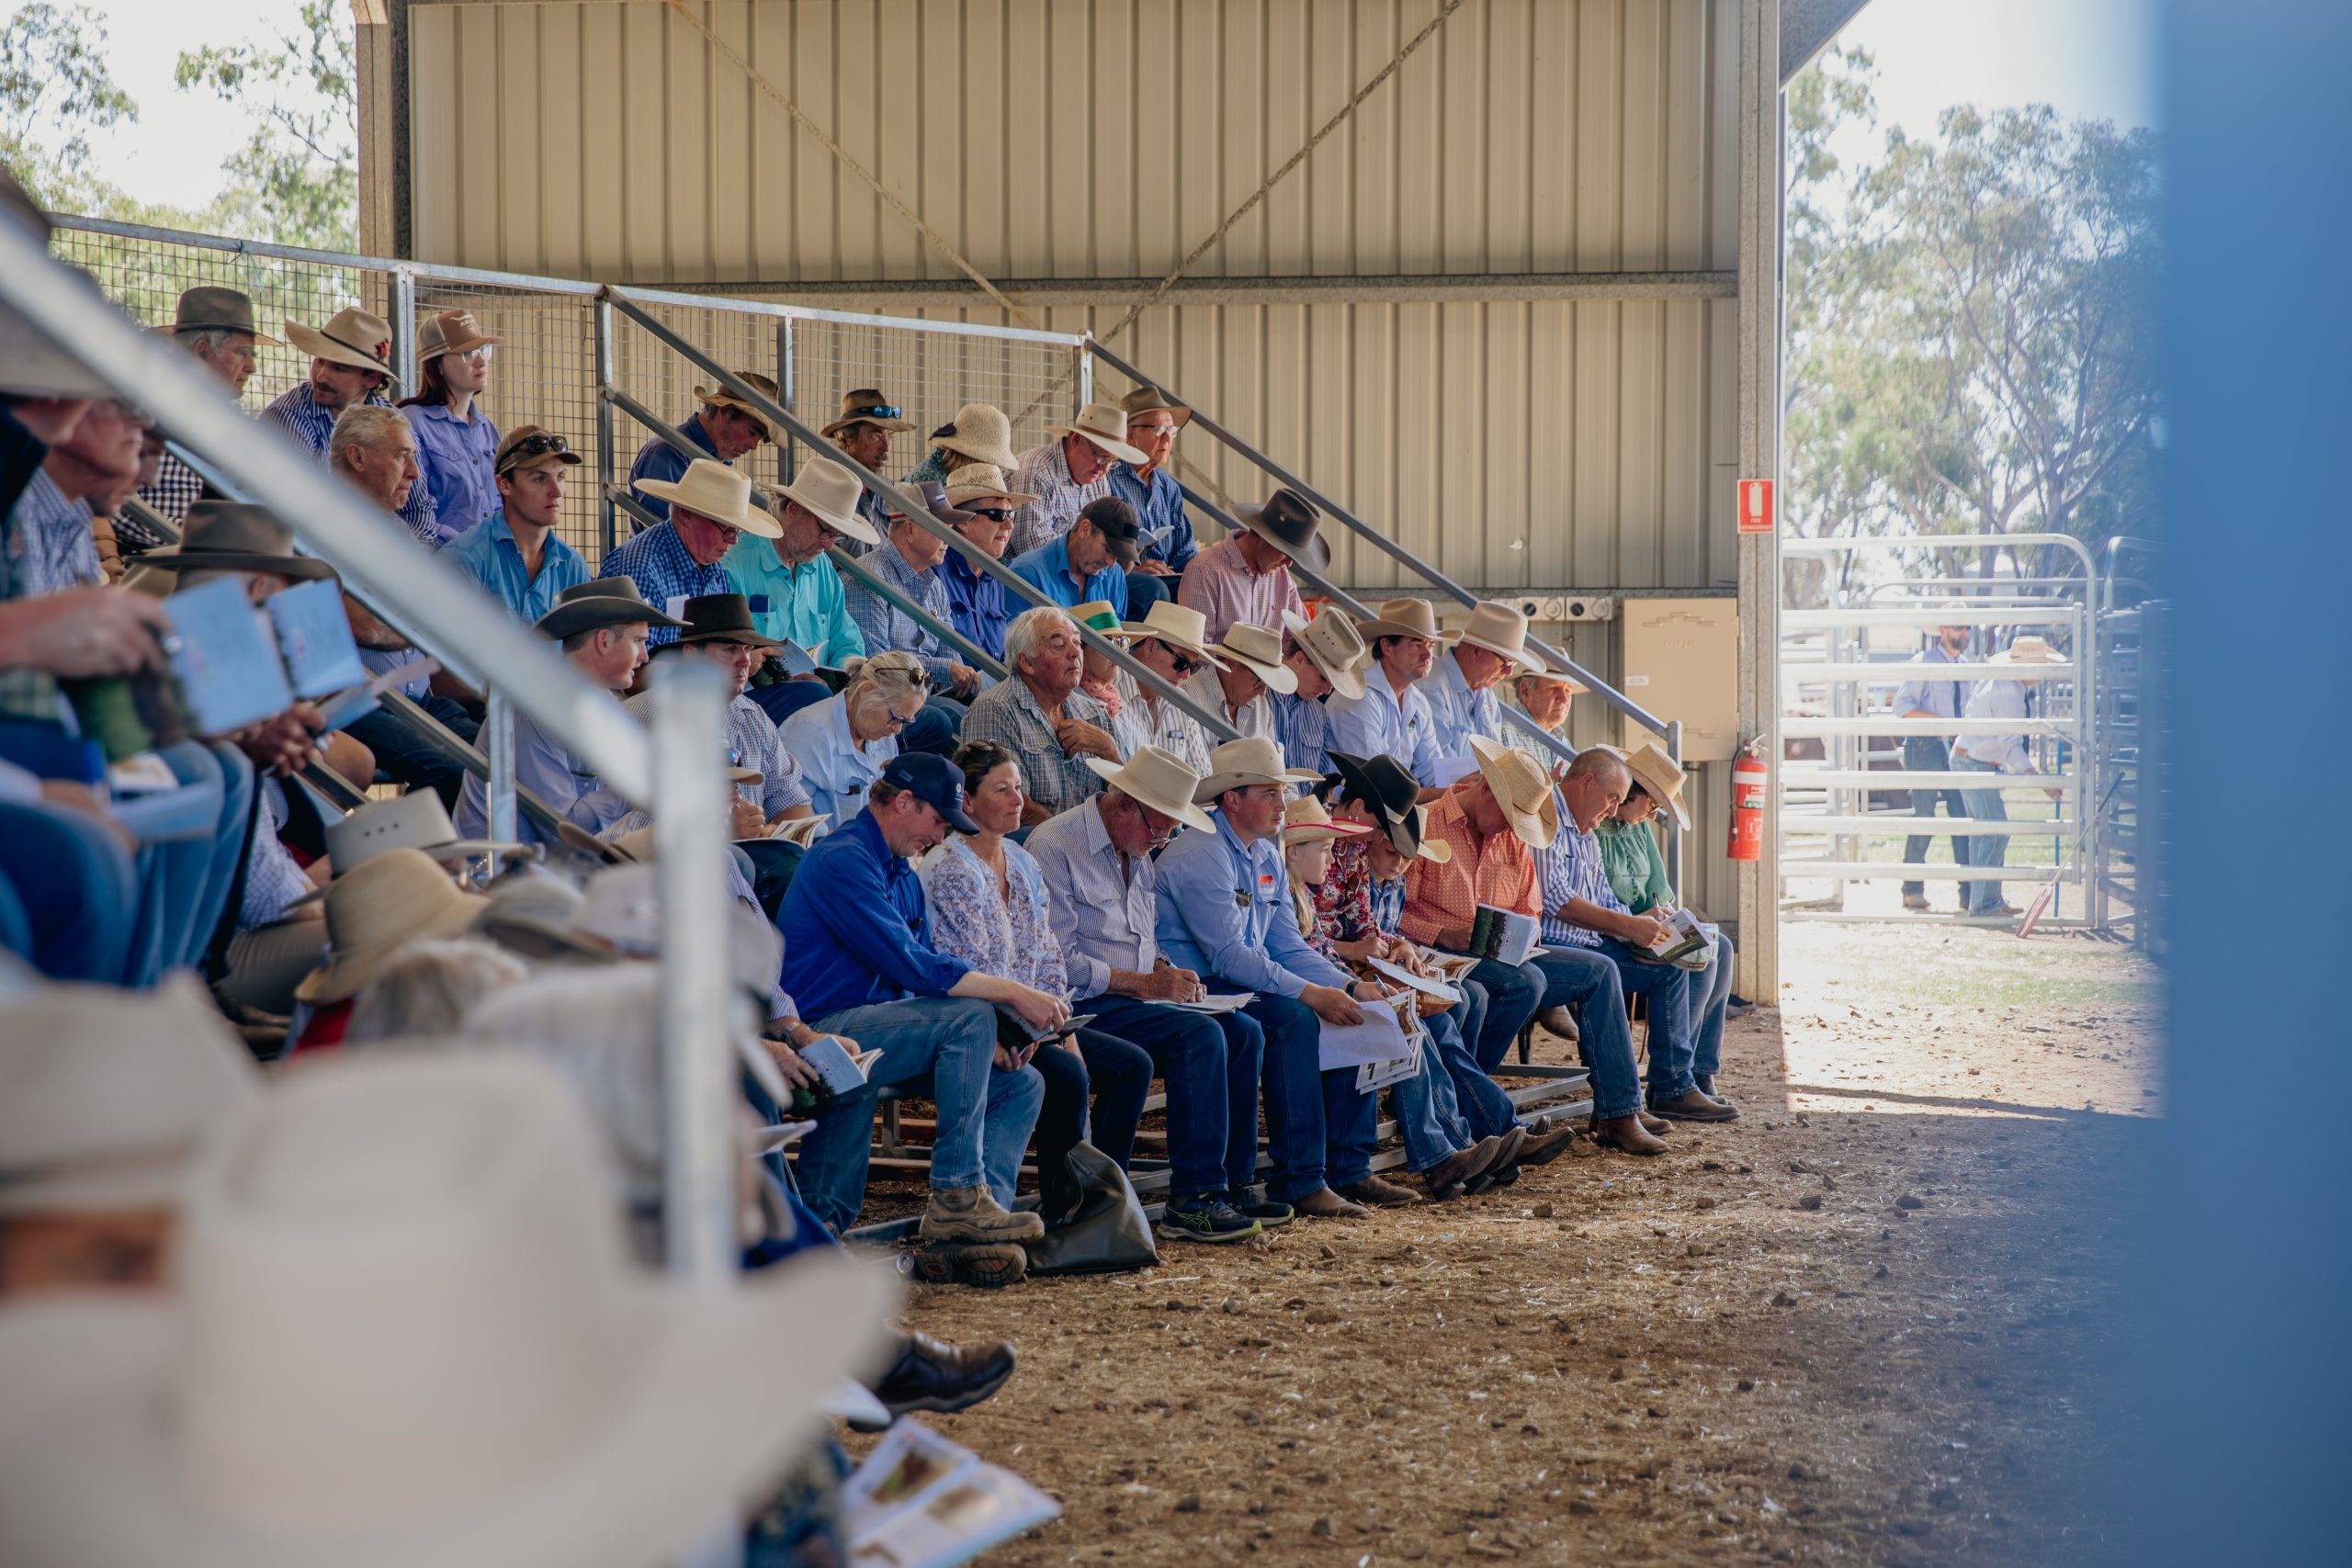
[879,752,980,833]
[1080,496,1143,565]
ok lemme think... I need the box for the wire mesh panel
[608,299,794,509]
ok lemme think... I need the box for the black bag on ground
[1023,1141,1159,1276]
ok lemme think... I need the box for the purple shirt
[403,401,502,545]
[1177,534,1304,646]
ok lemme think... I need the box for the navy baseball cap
[880,751,980,833]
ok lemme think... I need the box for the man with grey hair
[961,604,1123,825]
[140,286,270,522]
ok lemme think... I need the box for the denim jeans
[1690,931,1736,1080]
[749,678,832,728]
[122,740,253,986]
[1428,987,1524,1140]
[1530,946,1644,1120]
[1018,1028,1153,1224]
[1464,957,1544,1071]
[0,801,137,982]
[798,997,1043,1224]
[1371,1010,1477,1173]
[1901,735,1972,899]
[1595,936,1701,1101]
[1125,570,1172,617]
[1241,993,1375,1202]
[1080,996,1261,1202]
[900,694,967,758]
[1954,756,2011,914]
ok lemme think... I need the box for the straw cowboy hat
[1282,792,1371,846]
[1404,804,1453,863]
[415,308,501,362]
[1619,739,1693,831]
[1114,600,1228,671]
[1070,602,1123,638]
[0,1052,892,1568]
[168,286,279,344]
[770,455,881,547]
[692,369,786,441]
[136,502,336,581]
[673,592,782,650]
[1081,745,1216,833]
[1455,602,1544,677]
[1047,401,1148,466]
[1468,734,1561,850]
[820,387,916,437]
[1515,661,1591,695]
[1988,634,2064,666]
[927,402,1021,469]
[534,579,686,642]
[1357,597,1460,647]
[1283,605,1369,701]
[467,866,587,956]
[1204,622,1297,695]
[635,457,783,539]
[284,305,399,385]
[0,974,257,1216]
[1233,488,1330,573]
[1194,736,1321,803]
[1328,750,1450,862]
[293,848,491,1006]
[1118,384,1192,430]
[0,302,117,399]
[943,461,1040,509]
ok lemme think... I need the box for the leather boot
[1638,1109,1675,1135]
[1464,1127,1531,1194]
[1535,1005,1580,1043]
[1292,1186,1372,1219]
[1589,1112,1670,1156]
[861,1331,1018,1427]
[920,1184,1047,1245]
[1421,1135,1505,1201]
[1335,1173,1423,1208]
[1648,1089,1739,1123]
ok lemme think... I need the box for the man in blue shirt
[843,489,983,701]
[600,458,780,651]
[1154,737,1403,1221]
[1008,494,1139,618]
[266,305,435,541]
[443,425,590,622]
[1327,598,1451,788]
[938,465,1032,661]
[1894,609,1974,912]
[1417,602,1543,786]
[1107,386,1195,615]
[625,372,778,525]
[1270,605,1368,776]
[779,753,1064,1243]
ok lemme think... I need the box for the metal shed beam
[672,272,1741,310]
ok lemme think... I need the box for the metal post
[652,657,739,1283]
[777,318,797,484]
[1667,719,1685,900]
[595,297,618,557]
[485,690,516,863]
[391,266,419,391]
[1074,342,1093,414]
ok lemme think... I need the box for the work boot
[1902,892,1930,911]
[1694,1073,1736,1109]
[1648,1089,1740,1123]
[1335,1173,1422,1208]
[920,1184,1046,1246]
[1421,1135,1506,1201]
[910,1242,1029,1289]
[1507,1119,1580,1169]
[1291,1187,1372,1220]
[1637,1109,1675,1135]
[1589,1113,1670,1156]
[1535,1005,1580,1043]
[860,1330,1018,1428]
[1465,1126,1531,1194]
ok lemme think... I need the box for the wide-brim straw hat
[770,455,880,546]
[1194,737,1321,803]
[0,974,257,1216]
[135,502,337,581]
[1515,662,1591,695]
[1469,734,1560,850]
[1455,601,1544,676]
[1620,739,1692,831]
[943,461,1040,508]
[1988,634,2063,666]
[692,371,786,441]
[169,285,281,344]
[1118,384,1192,430]
[0,1053,893,1568]
[1357,597,1460,646]
[1283,606,1368,701]
[284,306,399,385]
[416,308,501,361]
[1205,622,1296,695]
[1405,804,1453,863]
[0,302,119,399]
[634,458,782,538]
[534,580,686,642]
[1232,488,1330,574]
[928,402,1020,469]
[1283,792,1371,846]
[820,388,915,436]
[1046,401,1148,466]
[1114,601,1228,671]
[292,847,490,1006]
[1081,747,1216,833]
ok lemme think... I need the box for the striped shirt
[3,469,99,600]
[1535,805,1625,950]
[842,538,960,685]
[261,383,437,543]
[1110,671,1212,777]
[1007,436,1113,558]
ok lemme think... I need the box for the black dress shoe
[862,1329,1018,1428]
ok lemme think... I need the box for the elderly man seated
[625,370,780,524]
[1008,493,1143,617]
[777,753,1063,1245]
[266,303,434,539]
[1155,737,1404,1223]
[1028,746,1268,1244]
[600,457,781,654]
[962,604,1122,827]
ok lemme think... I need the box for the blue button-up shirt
[777,808,973,1021]
[597,521,731,648]
[1415,650,1500,785]
[939,550,1014,662]
[1536,806,1623,950]
[1154,808,1352,998]
[262,383,436,542]
[1894,641,1968,721]
[1272,690,1338,777]
[626,416,719,525]
[402,401,501,545]
[1326,670,1446,785]
[2,468,98,601]
[454,705,636,846]
[1107,461,1196,573]
[777,690,899,824]
[443,510,590,622]
[722,536,865,664]
[843,538,960,683]
[1027,795,1162,1000]
[1008,536,1128,618]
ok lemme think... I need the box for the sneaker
[1159,1195,1262,1244]
[920,1184,1046,1246]
[1234,1196,1295,1228]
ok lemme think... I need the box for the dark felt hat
[1232,487,1329,573]
[170,287,280,344]
[139,502,335,581]
[673,593,780,649]
[533,580,686,642]
[1328,750,1430,859]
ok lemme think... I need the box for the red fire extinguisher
[1726,737,1768,862]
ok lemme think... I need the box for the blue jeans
[1901,735,1972,900]
[1430,985,1524,1140]
[1021,1028,1153,1224]
[749,678,832,728]
[126,740,252,985]
[1241,992,1374,1202]
[797,997,1043,1224]
[1373,1010,1477,1173]
[1464,957,1544,1072]
[1595,937,1701,1100]
[1125,570,1173,617]
[1081,996,1261,1202]
[1955,756,2010,914]
[1530,946,1645,1121]
[345,692,480,806]
[1690,931,1735,1081]
[901,694,967,758]
[0,801,137,982]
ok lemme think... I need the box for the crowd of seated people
[0,172,1758,1561]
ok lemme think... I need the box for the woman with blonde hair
[777,649,933,823]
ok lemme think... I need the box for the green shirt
[1594,817,1673,913]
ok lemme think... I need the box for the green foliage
[175,0,358,251]
[0,1,136,210]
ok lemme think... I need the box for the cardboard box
[1617,597,1739,761]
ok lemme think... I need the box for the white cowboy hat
[1081,746,1216,833]
[1619,739,1692,831]
[1514,662,1591,695]
[0,1053,893,1568]
[1046,401,1148,466]
[325,791,520,876]
[769,455,881,546]
[1114,600,1229,671]
[1357,597,1461,647]
[927,402,1021,469]
[292,847,490,1006]
[1204,621,1296,695]
[1454,602,1544,677]
[0,974,257,1216]
[1987,634,2063,666]
[1469,734,1560,850]
[943,462,1041,508]
[1194,736,1321,803]
[1282,792,1372,846]
[634,457,784,539]
[1282,606,1369,701]
[283,306,400,385]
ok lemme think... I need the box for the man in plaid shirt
[961,606,1120,825]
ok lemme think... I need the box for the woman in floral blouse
[921,739,1152,1223]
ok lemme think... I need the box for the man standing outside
[1107,387,1196,616]
[444,425,591,622]
[1007,402,1146,559]
[1953,633,2066,920]
[819,388,916,554]
[625,373,780,525]
[1897,606,1975,913]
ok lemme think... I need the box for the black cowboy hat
[1328,750,1427,858]
[672,593,781,649]
[1232,487,1330,574]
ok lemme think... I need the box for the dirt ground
[888,919,2159,1566]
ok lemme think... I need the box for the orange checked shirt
[1396,783,1540,948]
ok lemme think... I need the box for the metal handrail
[605,288,1239,742]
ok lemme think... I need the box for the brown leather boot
[1589,1112,1670,1156]
[1421,1135,1505,1200]
[1335,1173,1422,1208]
[1292,1186,1372,1219]
[1464,1126,1531,1194]
[1637,1109,1674,1135]
[1647,1089,1740,1123]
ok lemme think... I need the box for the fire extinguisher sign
[1737,479,1774,535]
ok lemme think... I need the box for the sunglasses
[1147,639,1203,677]
[497,431,570,472]
[965,506,1014,523]
[845,404,902,423]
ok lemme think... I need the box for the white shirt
[778,692,899,825]
[1956,679,2037,773]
